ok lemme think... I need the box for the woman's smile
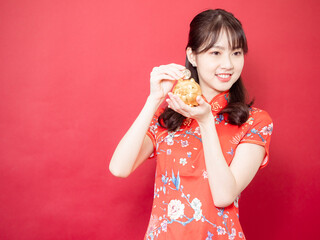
[215,73,233,82]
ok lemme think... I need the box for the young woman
[109,9,273,240]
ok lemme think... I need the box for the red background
[0,0,319,239]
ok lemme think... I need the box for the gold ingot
[172,77,202,107]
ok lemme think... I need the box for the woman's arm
[198,113,265,207]
[109,64,186,178]
[166,93,265,207]
[109,97,160,178]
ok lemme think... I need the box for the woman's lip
[216,73,232,82]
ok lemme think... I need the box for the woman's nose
[220,54,233,69]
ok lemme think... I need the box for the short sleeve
[146,107,165,158]
[240,110,274,169]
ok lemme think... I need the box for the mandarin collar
[203,91,229,115]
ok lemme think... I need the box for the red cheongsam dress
[144,91,273,240]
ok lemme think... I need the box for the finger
[167,93,180,110]
[168,63,186,70]
[161,66,184,80]
[152,68,181,80]
[168,93,190,116]
[166,98,173,109]
[196,95,205,105]
[171,93,193,112]
[158,64,185,79]
[166,96,182,114]
[166,98,183,114]
[151,73,176,81]
[166,68,184,80]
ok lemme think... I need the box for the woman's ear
[186,47,197,67]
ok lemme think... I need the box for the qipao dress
[144,91,273,240]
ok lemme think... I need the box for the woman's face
[187,31,245,101]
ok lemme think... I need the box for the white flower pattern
[202,170,208,179]
[168,199,185,220]
[161,220,167,232]
[260,123,273,135]
[191,198,202,210]
[181,140,189,147]
[179,158,187,166]
[194,127,201,135]
[217,226,227,235]
[165,137,174,146]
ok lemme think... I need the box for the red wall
[0,0,319,239]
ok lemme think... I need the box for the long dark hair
[159,9,253,131]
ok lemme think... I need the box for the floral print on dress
[168,199,185,220]
[145,91,273,239]
[146,169,242,239]
[179,158,187,166]
[260,123,273,135]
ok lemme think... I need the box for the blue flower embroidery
[205,231,214,240]
[172,170,180,190]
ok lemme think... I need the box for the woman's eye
[211,51,220,55]
[233,51,243,56]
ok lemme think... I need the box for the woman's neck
[201,88,221,103]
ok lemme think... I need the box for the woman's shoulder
[248,106,273,124]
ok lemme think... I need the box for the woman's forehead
[199,29,243,52]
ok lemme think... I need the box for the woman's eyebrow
[211,45,242,51]
[212,45,225,50]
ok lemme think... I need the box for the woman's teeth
[217,74,231,78]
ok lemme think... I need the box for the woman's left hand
[166,92,213,124]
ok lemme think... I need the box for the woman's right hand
[149,63,186,103]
